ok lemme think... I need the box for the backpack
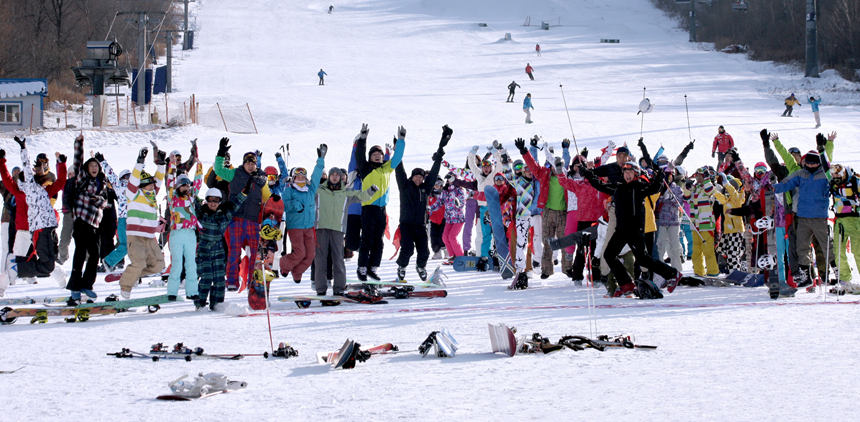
[634,279,663,300]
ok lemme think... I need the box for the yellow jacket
[644,193,660,233]
[713,180,745,234]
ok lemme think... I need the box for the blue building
[0,78,47,132]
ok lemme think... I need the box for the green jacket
[316,184,372,232]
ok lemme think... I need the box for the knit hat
[242,151,257,163]
[368,145,383,159]
[616,145,630,155]
[329,167,345,177]
[411,168,425,178]
[204,188,222,199]
[119,169,131,179]
[803,151,820,165]
[139,171,155,187]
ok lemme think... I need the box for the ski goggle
[206,197,222,203]
[292,168,307,177]
[513,162,524,171]
[754,166,767,176]
[788,147,801,155]
[494,175,506,182]
[481,160,492,167]
[267,174,278,181]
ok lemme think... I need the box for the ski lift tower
[71,41,130,127]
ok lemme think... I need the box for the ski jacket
[70,137,108,229]
[205,165,231,198]
[125,161,165,239]
[166,162,203,231]
[523,150,566,210]
[774,167,830,219]
[713,179,746,233]
[655,182,684,227]
[282,157,324,230]
[584,170,664,231]
[830,173,860,218]
[428,193,445,225]
[556,174,605,222]
[712,133,734,154]
[525,65,533,74]
[0,177,12,224]
[430,184,466,224]
[215,156,272,223]
[467,151,501,206]
[17,148,65,231]
[317,183,371,232]
[508,82,520,92]
[101,160,129,219]
[785,96,800,106]
[0,159,28,231]
[682,179,716,232]
[523,96,533,110]
[354,135,404,207]
[808,98,821,112]
[196,193,246,244]
[318,70,327,78]
[508,175,539,219]
[396,154,443,225]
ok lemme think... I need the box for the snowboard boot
[366,267,381,281]
[397,266,406,282]
[616,282,636,297]
[320,300,341,307]
[540,273,550,280]
[81,289,97,300]
[432,250,442,260]
[357,267,368,282]
[416,267,428,281]
[167,295,178,302]
[514,272,529,290]
[795,266,812,288]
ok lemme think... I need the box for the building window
[0,104,21,123]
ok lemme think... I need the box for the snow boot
[416,267,427,281]
[81,289,97,300]
[397,267,406,282]
[366,267,381,281]
[666,272,682,294]
[514,272,529,290]
[356,267,368,282]
[168,295,178,302]
[795,265,812,288]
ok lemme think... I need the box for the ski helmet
[204,188,222,199]
[264,166,278,176]
[119,169,131,180]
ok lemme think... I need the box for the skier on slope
[506,81,520,102]
[558,148,606,285]
[808,96,822,128]
[782,93,800,117]
[279,144,326,283]
[711,125,734,166]
[353,123,405,281]
[0,138,66,287]
[118,147,166,299]
[525,63,534,80]
[523,93,534,124]
[315,168,375,295]
[394,125,448,281]
[581,160,682,294]
[214,138,271,290]
[318,68,327,85]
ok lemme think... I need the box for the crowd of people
[0,123,856,308]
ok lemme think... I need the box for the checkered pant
[719,232,745,272]
[197,240,227,305]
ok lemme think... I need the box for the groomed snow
[2,0,860,419]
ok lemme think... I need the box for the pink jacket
[556,174,605,222]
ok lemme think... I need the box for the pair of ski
[347,283,448,300]
[489,324,656,357]
[317,340,399,369]
[108,348,246,362]
[0,294,170,325]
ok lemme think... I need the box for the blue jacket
[283,157,325,229]
[346,141,363,215]
[774,167,830,218]
[318,70,327,78]
[808,98,821,112]
[523,97,533,110]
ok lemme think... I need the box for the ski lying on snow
[317,342,398,364]
[0,366,24,374]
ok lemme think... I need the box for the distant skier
[506,81,520,102]
[523,93,534,124]
[525,63,534,80]
[535,43,541,56]
[782,93,800,117]
[711,125,734,166]
[328,5,334,14]
[318,68,327,85]
[808,96,822,128]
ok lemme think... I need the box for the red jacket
[428,195,445,225]
[525,65,533,74]
[556,174,605,222]
[523,152,566,210]
[0,158,29,231]
[712,133,734,154]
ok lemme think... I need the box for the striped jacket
[683,179,716,231]
[125,161,165,238]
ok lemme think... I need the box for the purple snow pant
[462,198,477,253]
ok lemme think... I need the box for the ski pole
[661,178,705,243]
[684,94,693,142]
[559,84,580,155]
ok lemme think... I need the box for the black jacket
[586,170,664,231]
[395,155,443,225]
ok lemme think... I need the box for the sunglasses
[207,197,221,203]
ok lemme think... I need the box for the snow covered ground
[3,0,860,419]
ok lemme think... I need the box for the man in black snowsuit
[581,161,682,296]
[394,125,450,281]
[507,81,520,102]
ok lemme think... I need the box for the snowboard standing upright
[483,186,515,279]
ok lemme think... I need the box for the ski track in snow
[2,0,860,419]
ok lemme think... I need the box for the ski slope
[4,0,860,419]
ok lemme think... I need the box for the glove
[769,172,778,185]
[711,151,715,158]
[13,136,25,149]
[685,180,694,190]
[94,152,105,162]
[483,211,491,225]
[137,148,148,164]
[275,151,281,158]
[440,125,453,147]
[816,133,826,148]
[492,140,502,150]
[759,129,770,148]
[470,145,479,155]
[513,137,527,154]
[254,173,266,187]
[0,149,5,160]
[397,125,407,139]
[581,147,588,158]
[360,123,369,140]
[432,150,444,163]
[579,166,593,179]
[271,194,281,202]
[562,138,570,149]
[57,154,67,163]
[369,184,379,195]
[500,152,510,165]
[155,150,167,166]
[637,137,645,149]
[530,137,539,148]
[217,137,231,157]
[317,143,328,158]
[190,138,198,156]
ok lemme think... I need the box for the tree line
[652,0,859,80]
[0,0,177,103]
